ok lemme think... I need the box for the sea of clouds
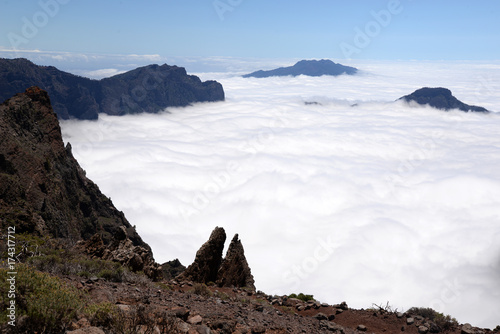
[61,60,500,328]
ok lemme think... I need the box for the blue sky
[0,0,499,64]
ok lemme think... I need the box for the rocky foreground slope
[0,87,160,278]
[0,58,225,120]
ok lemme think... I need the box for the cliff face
[0,58,225,120]
[100,64,225,115]
[0,87,159,278]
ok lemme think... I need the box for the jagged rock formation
[177,227,255,290]
[216,234,255,290]
[161,258,186,280]
[177,227,226,283]
[77,231,161,280]
[0,58,225,120]
[399,87,489,112]
[0,87,160,278]
[243,59,357,78]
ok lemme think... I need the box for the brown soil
[63,275,499,334]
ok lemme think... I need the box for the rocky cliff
[0,87,160,278]
[243,59,358,78]
[0,58,225,120]
[399,87,489,112]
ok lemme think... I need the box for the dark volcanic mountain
[0,58,225,120]
[0,87,160,278]
[399,87,489,112]
[242,59,357,78]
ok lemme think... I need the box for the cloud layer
[61,61,500,328]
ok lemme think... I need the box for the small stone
[187,315,203,325]
[461,323,485,334]
[251,326,266,334]
[357,324,367,332]
[429,323,441,333]
[335,308,343,314]
[328,314,335,321]
[397,312,404,318]
[326,322,345,333]
[418,326,429,334]
[313,313,328,320]
[321,303,330,308]
[116,304,130,312]
[173,307,190,321]
[196,324,211,334]
[407,318,415,325]
[66,327,106,334]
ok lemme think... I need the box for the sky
[60,61,500,328]
[1,0,500,68]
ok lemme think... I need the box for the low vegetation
[407,307,459,331]
[0,263,82,333]
[85,302,179,334]
[288,292,315,302]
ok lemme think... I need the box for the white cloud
[60,61,500,328]
[77,68,126,79]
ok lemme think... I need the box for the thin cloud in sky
[61,60,500,328]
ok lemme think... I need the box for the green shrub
[0,264,82,333]
[192,283,212,297]
[85,302,124,330]
[288,293,315,302]
[407,307,458,330]
[85,303,179,334]
[98,265,124,282]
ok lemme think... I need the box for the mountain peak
[400,87,489,112]
[0,58,225,120]
[242,59,357,78]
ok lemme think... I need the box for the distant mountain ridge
[0,58,225,120]
[400,87,489,112]
[242,59,357,78]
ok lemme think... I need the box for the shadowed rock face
[217,234,255,290]
[177,227,227,283]
[0,58,225,120]
[177,227,255,290]
[0,87,160,278]
[242,59,358,78]
[399,87,489,112]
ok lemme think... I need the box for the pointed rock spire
[217,234,255,291]
[176,227,255,290]
[177,227,226,283]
